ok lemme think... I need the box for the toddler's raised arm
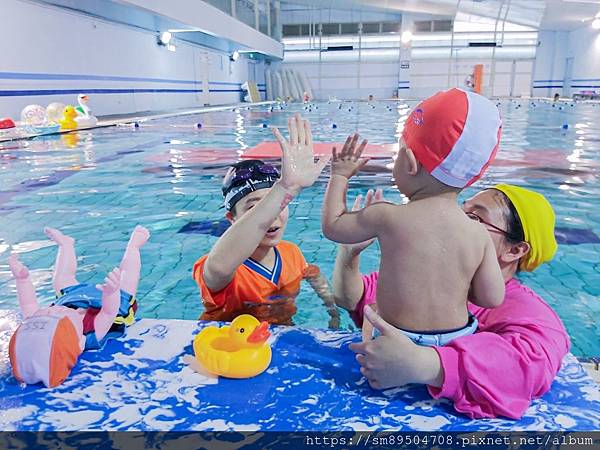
[321,134,390,244]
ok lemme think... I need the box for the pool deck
[0,101,276,143]
[1,309,599,431]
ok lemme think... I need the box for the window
[433,20,453,32]
[414,21,433,32]
[341,23,357,34]
[361,22,381,34]
[414,20,453,32]
[283,25,301,36]
[321,23,340,35]
[381,22,400,33]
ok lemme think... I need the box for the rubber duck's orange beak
[247,321,270,344]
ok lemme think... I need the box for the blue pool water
[0,100,598,357]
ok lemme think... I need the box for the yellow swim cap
[493,184,558,272]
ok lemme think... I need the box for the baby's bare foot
[8,254,29,279]
[128,225,150,248]
[44,227,75,246]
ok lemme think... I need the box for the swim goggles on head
[222,162,280,211]
[222,163,280,195]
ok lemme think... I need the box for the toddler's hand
[331,133,369,179]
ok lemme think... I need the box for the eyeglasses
[465,211,511,237]
[222,163,280,194]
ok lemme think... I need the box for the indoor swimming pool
[0,99,598,358]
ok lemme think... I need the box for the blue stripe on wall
[571,85,600,88]
[0,71,241,87]
[397,86,410,90]
[0,88,243,97]
[533,79,564,83]
[533,85,563,89]
[398,81,409,84]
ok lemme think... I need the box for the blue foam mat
[0,310,599,431]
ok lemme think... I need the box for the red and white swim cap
[402,88,502,188]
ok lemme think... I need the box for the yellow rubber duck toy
[59,105,78,130]
[193,314,272,379]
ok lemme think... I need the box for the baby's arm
[94,268,121,342]
[322,184,390,243]
[304,265,340,328]
[470,234,505,308]
[322,134,390,243]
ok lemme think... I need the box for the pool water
[0,100,598,357]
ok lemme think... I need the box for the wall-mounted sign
[400,60,410,69]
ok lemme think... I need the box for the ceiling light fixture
[158,31,173,46]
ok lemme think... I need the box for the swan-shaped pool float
[75,94,98,127]
[193,314,272,378]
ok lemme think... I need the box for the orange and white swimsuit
[193,241,311,325]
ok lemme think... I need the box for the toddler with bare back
[322,88,505,345]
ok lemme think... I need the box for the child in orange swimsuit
[193,114,337,326]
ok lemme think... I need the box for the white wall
[532,30,568,97]
[532,26,600,98]
[566,26,600,94]
[282,60,399,100]
[284,48,534,100]
[0,0,265,119]
[411,58,534,99]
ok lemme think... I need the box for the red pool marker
[242,141,398,159]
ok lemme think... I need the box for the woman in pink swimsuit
[334,185,570,419]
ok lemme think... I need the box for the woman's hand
[349,307,444,389]
[272,113,330,194]
[331,133,370,179]
[342,188,385,257]
[304,264,341,330]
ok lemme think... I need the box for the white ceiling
[281,0,600,31]
[542,0,600,30]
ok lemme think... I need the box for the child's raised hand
[272,113,330,193]
[331,133,369,179]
